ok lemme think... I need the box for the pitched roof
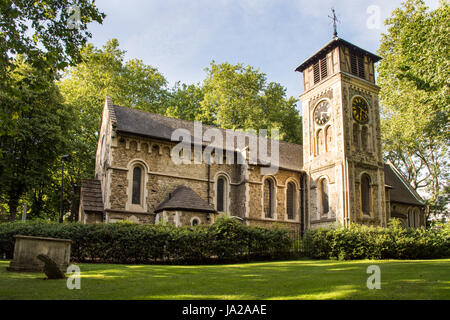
[155,186,216,213]
[384,162,425,206]
[111,104,303,172]
[80,179,104,213]
[295,37,382,73]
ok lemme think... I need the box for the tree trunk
[8,195,19,222]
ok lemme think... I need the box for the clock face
[352,97,369,124]
[314,101,331,125]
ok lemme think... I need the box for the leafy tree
[378,0,450,220]
[198,62,302,144]
[0,0,105,71]
[59,39,169,179]
[165,82,204,122]
[0,57,74,221]
[0,0,105,138]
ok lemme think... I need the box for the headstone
[7,235,72,272]
[37,254,66,279]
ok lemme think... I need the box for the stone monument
[7,235,72,273]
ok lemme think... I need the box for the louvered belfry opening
[357,55,365,78]
[313,56,328,85]
[350,50,365,79]
[320,57,328,79]
[313,61,320,84]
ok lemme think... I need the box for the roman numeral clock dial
[314,100,331,126]
[352,97,369,124]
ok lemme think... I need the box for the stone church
[79,35,425,233]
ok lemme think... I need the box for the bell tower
[296,35,387,228]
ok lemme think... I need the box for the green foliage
[0,1,104,136]
[198,61,302,144]
[0,0,105,72]
[378,0,450,219]
[304,220,450,260]
[0,57,75,221]
[165,82,204,122]
[0,217,293,264]
[58,39,169,181]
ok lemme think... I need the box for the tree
[378,0,450,221]
[0,0,105,72]
[198,61,302,144]
[58,39,169,179]
[165,82,204,122]
[0,57,74,221]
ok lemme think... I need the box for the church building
[79,35,426,233]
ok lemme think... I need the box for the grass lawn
[0,259,449,300]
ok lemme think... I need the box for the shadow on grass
[0,259,449,300]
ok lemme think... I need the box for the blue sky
[87,0,440,107]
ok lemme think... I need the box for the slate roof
[384,162,425,206]
[295,37,382,73]
[80,179,104,213]
[111,104,303,172]
[155,186,216,213]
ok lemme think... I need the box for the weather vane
[328,8,340,38]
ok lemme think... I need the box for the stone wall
[156,210,214,226]
[390,202,425,228]
[99,131,304,229]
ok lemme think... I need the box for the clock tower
[296,36,387,228]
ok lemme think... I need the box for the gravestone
[7,235,72,272]
[37,254,66,279]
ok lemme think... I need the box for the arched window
[126,161,148,212]
[325,125,332,152]
[361,174,371,215]
[320,178,329,215]
[407,208,413,228]
[286,182,296,220]
[361,126,368,151]
[264,178,275,218]
[353,124,360,149]
[317,129,324,155]
[191,217,200,226]
[152,144,160,154]
[216,176,228,213]
[132,166,143,205]
[130,140,138,151]
[408,208,421,228]
[414,208,421,228]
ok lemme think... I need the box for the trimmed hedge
[2,218,447,263]
[0,217,293,264]
[303,220,450,260]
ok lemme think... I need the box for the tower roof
[295,37,381,73]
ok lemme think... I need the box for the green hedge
[0,217,293,264]
[303,220,450,260]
